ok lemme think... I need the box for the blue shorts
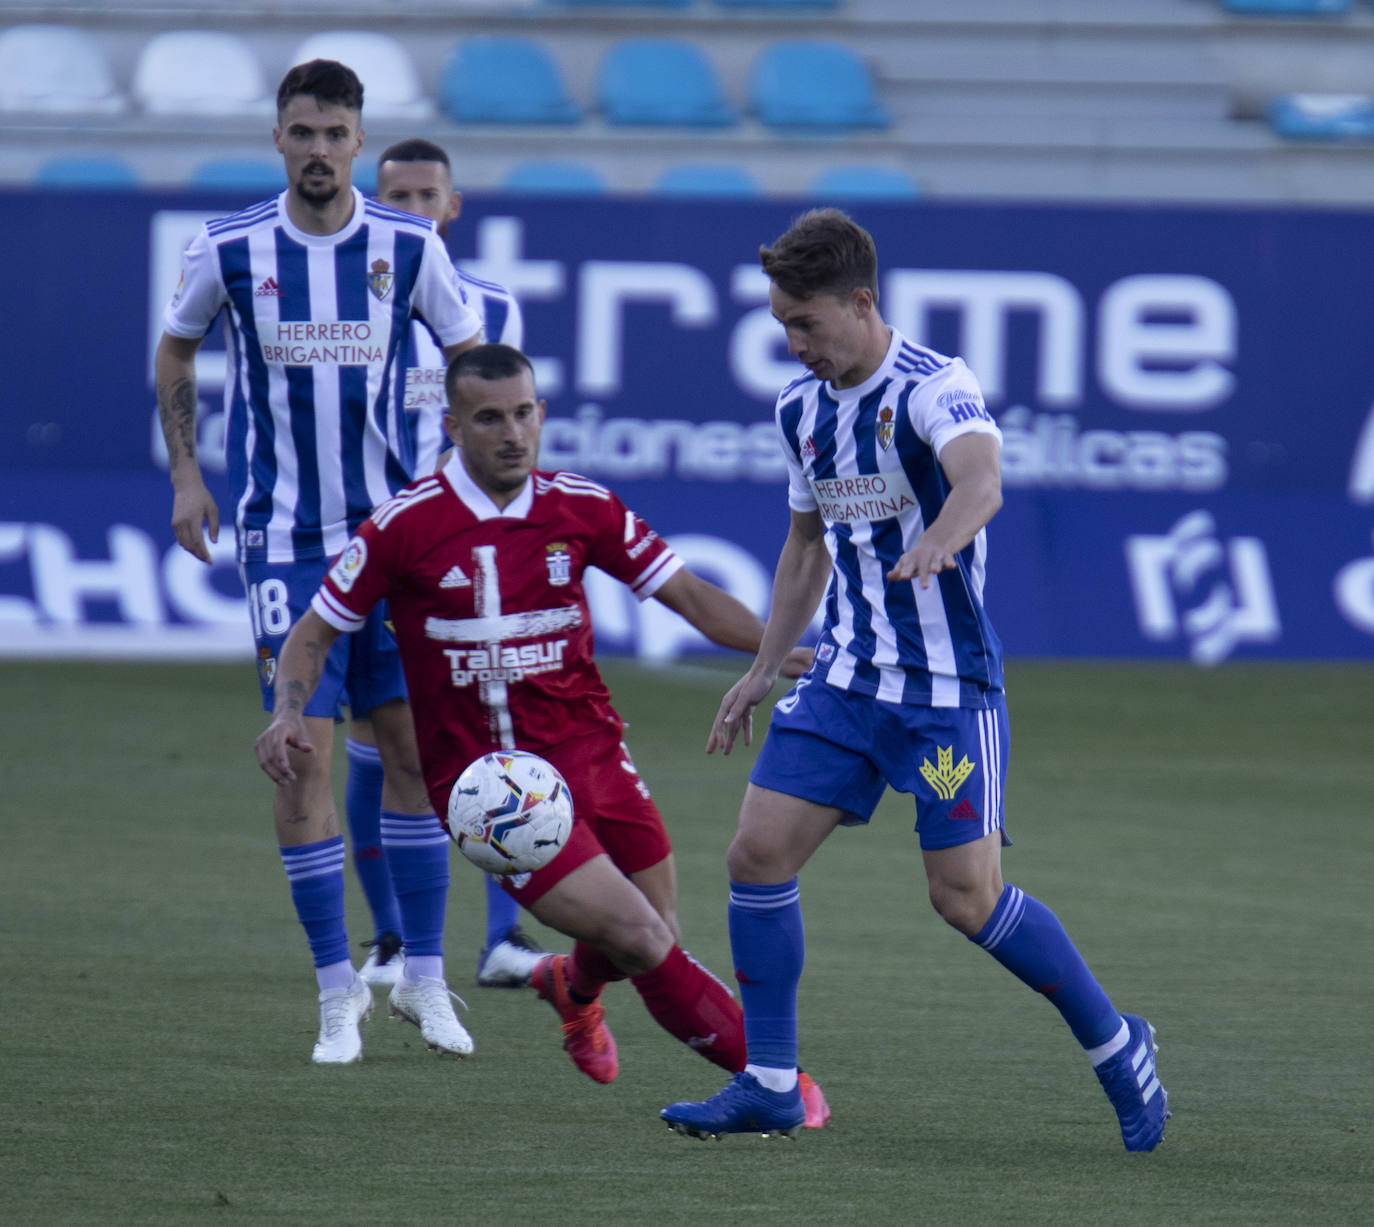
[240,560,407,719]
[750,676,1010,851]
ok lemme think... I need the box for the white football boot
[476,926,551,989]
[311,974,373,1064]
[388,976,474,1057]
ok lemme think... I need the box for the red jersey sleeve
[311,517,397,632]
[580,485,683,600]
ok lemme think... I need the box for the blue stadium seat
[440,37,580,125]
[1222,0,1350,13]
[33,155,139,188]
[750,41,889,130]
[502,161,606,195]
[655,163,761,196]
[598,39,736,127]
[1269,93,1374,139]
[546,0,692,7]
[715,0,839,8]
[186,158,284,192]
[811,165,920,200]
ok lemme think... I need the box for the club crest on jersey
[545,542,572,587]
[257,644,276,686]
[877,406,896,450]
[329,537,367,592]
[367,258,394,302]
[919,745,975,801]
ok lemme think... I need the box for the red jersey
[312,460,682,813]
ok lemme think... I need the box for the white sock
[316,960,355,992]
[1087,1018,1130,1067]
[746,1063,798,1093]
[403,955,443,982]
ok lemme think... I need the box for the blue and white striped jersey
[402,269,524,473]
[777,328,1004,709]
[163,187,483,564]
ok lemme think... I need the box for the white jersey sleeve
[412,231,483,348]
[778,413,818,514]
[910,357,1001,457]
[161,227,228,340]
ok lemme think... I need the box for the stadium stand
[1268,92,1374,139]
[749,41,890,130]
[440,36,581,124]
[186,157,285,191]
[6,1,1374,204]
[597,38,736,127]
[655,162,761,195]
[502,160,606,193]
[290,32,433,121]
[0,25,125,114]
[1223,0,1350,13]
[33,154,139,187]
[132,31,272,116]
[810,165,920,199]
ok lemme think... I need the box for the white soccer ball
[447,750,573,876]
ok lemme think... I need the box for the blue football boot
[661,1072,807,1140]
[1095,1013,1170,1151]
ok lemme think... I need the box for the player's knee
[725,831,783,883]
[603,911,674,977]
[927,878,992,937]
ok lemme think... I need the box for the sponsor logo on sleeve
[329,537,367,593]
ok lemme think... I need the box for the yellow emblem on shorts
[920,745,975,800]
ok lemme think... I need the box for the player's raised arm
[255,608,344,783]
[155,331,220,563]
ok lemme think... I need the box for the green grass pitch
[2,659,1371,1225]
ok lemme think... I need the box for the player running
[659,209,1168,1150]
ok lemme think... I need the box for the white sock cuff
[746,1063,798,1093]
[1087,1017,1130,1067]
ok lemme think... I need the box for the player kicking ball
[257,344,828,1124]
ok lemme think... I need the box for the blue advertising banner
[2,190,1371,662]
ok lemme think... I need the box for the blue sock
[728,878,804,1069]
[380,810,449,961]
[972,883,1122,1049]
[345,738,402,941]
[483,874,521,951]
[280,838,350,970]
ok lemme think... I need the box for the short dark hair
[759,208,879,302]
[378,138,451,172]
[445,344,534,407]
[276,59,364,117]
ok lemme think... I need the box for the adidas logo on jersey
[254,277,282,297]
[439,564,471,589]
[801,435,818,460]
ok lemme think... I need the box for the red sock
[567,940,626,999]
[631,945,746,1073]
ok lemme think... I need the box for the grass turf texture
[2,659,1371,1225]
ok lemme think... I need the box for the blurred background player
[660,209,1167,1149]
[256,344,828,1125]
[344,137,546,992]
[155,59,482,1064]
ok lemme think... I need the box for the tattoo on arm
[157,376,198,470]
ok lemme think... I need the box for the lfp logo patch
[329,537,367,593]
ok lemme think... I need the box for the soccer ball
[447,750,574,876]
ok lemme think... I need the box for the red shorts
[500,732,672,907]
